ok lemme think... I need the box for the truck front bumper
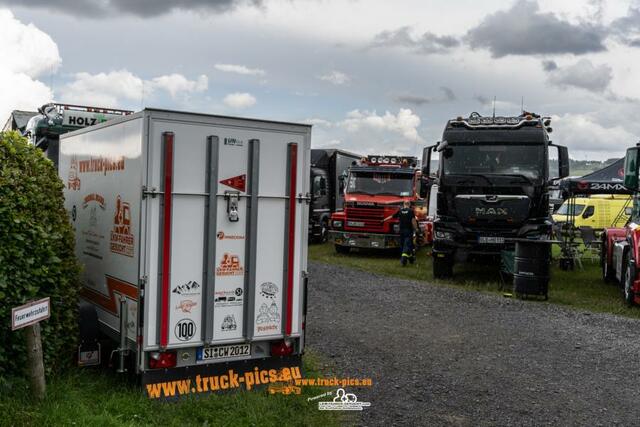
[329,230,401,249]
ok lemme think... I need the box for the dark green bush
[0,131,80,380]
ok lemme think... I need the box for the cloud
[541,60,558,71]
[545,59,612,92]
[60,70,208,106]
[305,118,333,127]
[223,92,256,109]
[60,70,145,107]
[610,6,640,47]
[0,0,262,18]
[393,87,455,105]
[318,70,351,85]
[0,10,58,123]
[151,73,208,98]
[214,63,265,76]
[340,108,422,142]
[465,0,606,57]
[552,113,636,155]
[372,26,459,54]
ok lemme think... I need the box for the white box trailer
[59,109,311,391]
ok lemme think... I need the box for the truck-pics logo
[175,319,196,341]
[224,137,244,147]
[172,280,200,295]
[216,253,244,276]
[260,282,278,299]
[219,174,246,192]
[78,156,125,175]
[221,314,237,331]
[68,156,81,190]
[216,231,245,240]
[256,302,280,333]
[110,195,134,257]
[475,207,508,216]
[176,300,197,313]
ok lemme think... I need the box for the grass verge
[0,351,341,427]
[310,243,640,319]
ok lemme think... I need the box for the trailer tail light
[148,351,177,369]
[271,340,294,357]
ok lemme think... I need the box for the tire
[433,254,453,279]
[601,234,615,283]
[335,244,350,254]
[623,252,636,307]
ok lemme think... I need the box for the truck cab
[329,155,429,253]
[424,112,569,278]
[23,103,132,168]
[602,144,640,306]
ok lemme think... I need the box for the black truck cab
[423,112,569,278]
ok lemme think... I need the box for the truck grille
[344,207,386,232]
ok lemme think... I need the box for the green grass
[0,352,342,427]
[310,243,640,319]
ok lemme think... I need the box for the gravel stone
[306,262,640,426]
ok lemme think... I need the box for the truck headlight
[435,231,453,240]
[332,220,343,228]
[393,224,400,233]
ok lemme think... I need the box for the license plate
[347,221,365,227]
[197,344,251,361]
[478,236,505,244]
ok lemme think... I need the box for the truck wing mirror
[550,144,569,181]
[624,146,640,191]
[421,144,437,176]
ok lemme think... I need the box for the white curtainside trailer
[60,109,311,395]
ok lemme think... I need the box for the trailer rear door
[142,113,309,353]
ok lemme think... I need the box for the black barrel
[513,240,551,299]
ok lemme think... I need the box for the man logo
[475,207,508,216]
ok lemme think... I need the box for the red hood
[344,194,411,205]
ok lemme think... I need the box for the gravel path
[306,262,640,427]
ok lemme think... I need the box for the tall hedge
[0,131,80,380]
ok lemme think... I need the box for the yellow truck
[553,195,632,229]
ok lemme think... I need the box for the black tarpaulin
[560,158,631,196]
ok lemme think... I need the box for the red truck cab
[328,155,431,253]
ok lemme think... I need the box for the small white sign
[11,298,51,331]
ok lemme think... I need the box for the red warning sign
[220,174,246,192]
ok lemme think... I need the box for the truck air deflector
[204,136,220,343]
[244,139,260,340]
[159,131,174,349]
[285,143,298,336]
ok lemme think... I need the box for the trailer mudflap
[142,354,303,399]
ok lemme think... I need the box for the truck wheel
[601,234,615,283]
[335,244,350,254]
[433,254,453,279]
[623,253,636,307]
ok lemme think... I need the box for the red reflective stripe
[286,144,297,335]
[160,133,174,348]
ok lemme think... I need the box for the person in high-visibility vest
[382,200,418,266]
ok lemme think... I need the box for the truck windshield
[346,171,413,196]
[443,144,544,179]
[556,203,585,216]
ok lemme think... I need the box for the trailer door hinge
[297,192,311,204]
[142,186,160,199]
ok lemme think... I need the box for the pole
[24,323,46,400]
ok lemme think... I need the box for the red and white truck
[59,109,311,395]
[601,143,640,306]
[328,155,432,253]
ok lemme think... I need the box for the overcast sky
[1,0,639,160]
